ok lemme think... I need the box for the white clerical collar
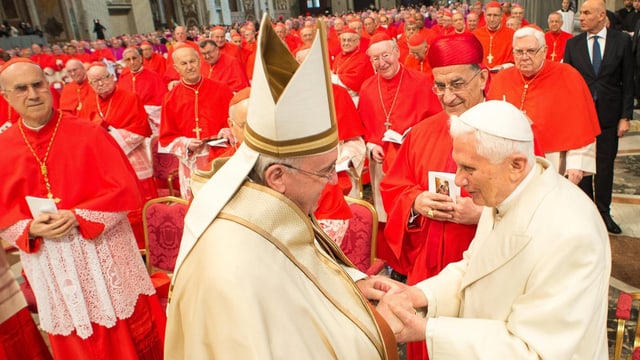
[496,159,537,208]
[22,119,46,131]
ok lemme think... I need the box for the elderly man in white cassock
[376,101,611,359]
[164,15,400,360]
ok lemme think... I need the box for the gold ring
[427,209,434,218]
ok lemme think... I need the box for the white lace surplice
[0,211,155,339]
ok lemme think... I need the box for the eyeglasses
[370,52,393,64]
[4,80,49,97]
[432,70,481,95]
[276,163,337,181]
[513,46,545,58]
[340,37,359,43]
[89,74,112,85]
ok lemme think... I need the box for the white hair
[513,26,546,48]
[449,115,535,165]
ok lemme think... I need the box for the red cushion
[616,292,632,320]
[151,137,180,193]
[340,203,373,273]
[145,202,187,272]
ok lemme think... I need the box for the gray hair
[249,153,301,185]
[449,115,535,165]
[513,26,546,48]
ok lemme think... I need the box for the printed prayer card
[25,196,59,218]
[427,171,460,204]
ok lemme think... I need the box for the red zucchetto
[428,32,483,68]
[407,32,427,47]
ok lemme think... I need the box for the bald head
[174,26,188,42]
[0,61,53,127]
[579,0,607,34]
[65,58,87,83]
[172,46,201,84]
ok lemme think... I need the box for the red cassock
[315,84,366,221]
[0,111,165,360]
[118,68,167,106]
[359,66,442,174]
[218,42,245,67]
[202,53,250,92]
[91,48,116,62]
[327,29,342,58]
[0,307,52,360]
[245,51,257,81]
[380,110,477,360]
[160,78,233,160]
[472,26,515,68]
[78,88,151,138]
[397,36,410,64]
[59,81,95,115]
[73,52,93,64]
[380,111,476,280]
[30,54,55,70]
[0,96,20,128]
[545,30,573,62]
[143,53,167,75]
[78,88,155,248]
[487,61,601,154]
[331,50,374,93]
[404,55,433,79]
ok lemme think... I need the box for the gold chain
[18,110,63,201]
[181,78,204,139]
[96,93,113,121]
[377,66,405,130]
[518,69,542,112]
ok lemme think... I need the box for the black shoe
[602,214,622,234]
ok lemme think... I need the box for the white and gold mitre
[244,15,338,157]
[172,15,338,283]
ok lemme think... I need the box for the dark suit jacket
[564,29,634,128]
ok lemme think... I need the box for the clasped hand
[376,287,428,343]
[29,210,78,239]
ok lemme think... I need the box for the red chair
[150,136,180,197]
[614,292,640,360]
[142,196,188,309]
[2,241,38,313]
[340,196,386,275]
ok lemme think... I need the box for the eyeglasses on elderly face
[432,70,481,95]
[272,162,337,181]
[89,73,112,85]
[513,46,545,58]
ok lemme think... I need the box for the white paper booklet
[336,158,351,172]
[205,138,229,147]
[382,127,412,145]
[25,196,59,218]
[427,172,460,203]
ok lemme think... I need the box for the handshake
[357,275,428,343]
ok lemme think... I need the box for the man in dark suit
[564,0,633,234]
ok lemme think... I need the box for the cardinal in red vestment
[472,1,515,69]
[160,46,234,199]
[381,32,489,360]
[0,58,165,360]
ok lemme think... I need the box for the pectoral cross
[384,120,392,129]
[487,53,494,65]
[192,124,202,139]
[551,52,557,61]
